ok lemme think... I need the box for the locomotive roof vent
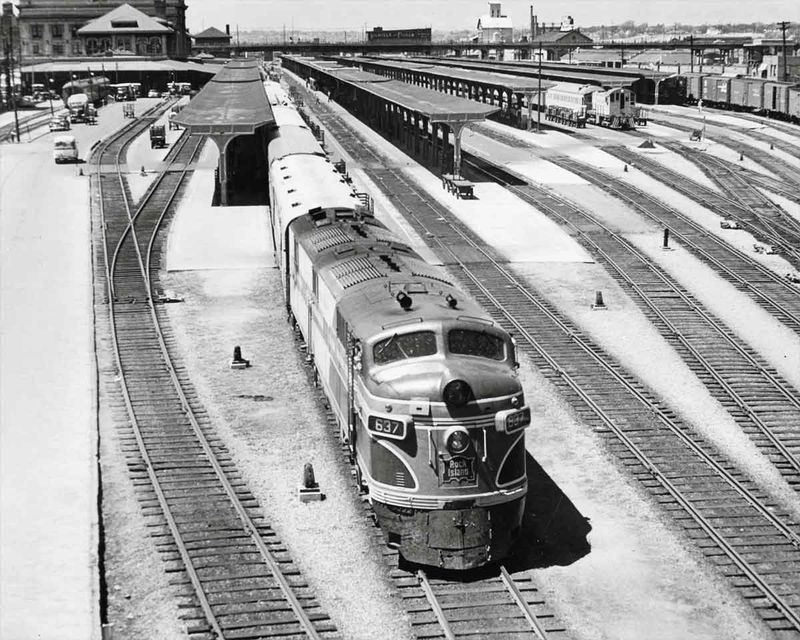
[396,291,413,311]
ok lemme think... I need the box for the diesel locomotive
[267,88,532,570]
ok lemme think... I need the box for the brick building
[16,0,190,58]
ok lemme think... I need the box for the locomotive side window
[448,329,505,361]
[373,331,437,364]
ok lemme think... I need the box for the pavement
[0,95,168,640]
[0,107,104,640]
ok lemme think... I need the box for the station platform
[164,140,271,272]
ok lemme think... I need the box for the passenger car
[49,115,71,132]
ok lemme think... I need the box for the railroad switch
[591,290,607,310]
[299,462,324,502]
[662,228,673,251]
[230,345,251,369]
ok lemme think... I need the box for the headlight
[445,428,471,454]
[443,379,471,406]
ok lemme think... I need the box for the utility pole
[778,21,790,81]
[690,34,694,73]
[3,40,20,142]
[536,41,541,132]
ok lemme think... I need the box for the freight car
[683,72,800,122]
[61,76,111,107]
[268,94,532,570]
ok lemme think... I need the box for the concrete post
[210,134,236,206]
[450,121,468,179]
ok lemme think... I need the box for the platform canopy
[295,57,498,123]
[172,59,274,134]
[346,56,553,94]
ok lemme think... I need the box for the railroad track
[541,155,800,334]
[650,107,800,153]
[648,115,800,187]
[0,108,59,142]
[461,154,800,490]
[91,110,339,639]
[601,143,800,267]
[287,74,568,640]
[288,72,800,637]
[678,107,800,140]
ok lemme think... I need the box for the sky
[184,0,800,34]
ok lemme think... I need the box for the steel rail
[140,144,325,640]
[97,125,226,638]
[485,175,800,479]
[549,156,800,331]
[499,566,551,640]
[97,118,325,638]
[405,179,800,548]
[287,70,800,634]
[604,143,800,266]
[416,571,457,640]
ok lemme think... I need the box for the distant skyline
[184,0,799,34]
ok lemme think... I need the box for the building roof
[477,16,513,30]
[172,60,273,133]
[628,50,693,66]
[562,48,624,63]
[21,58,221,74]
[531,29,591,44]
[78,3,172,35]
[193,26,230,40]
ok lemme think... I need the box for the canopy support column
[449,121,468,180]
[209,133,237,206]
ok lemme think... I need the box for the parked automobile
[49,115,71,132]
[720,219,740,229]
[53,135,79,163]
[147,89,160,98]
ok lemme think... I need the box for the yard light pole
[48,77,54,115]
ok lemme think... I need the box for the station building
[14,0,190,58]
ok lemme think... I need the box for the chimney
[225,24,230,36]
[2,2,13,17]
[530,6,538,39]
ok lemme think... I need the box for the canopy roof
[172,60,273,134]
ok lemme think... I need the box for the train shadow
[505,453,592,572]
[399,454,591,583]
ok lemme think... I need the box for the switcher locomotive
[267,95,532,570]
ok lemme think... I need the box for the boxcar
[788,86,800,123]
[764,81,794,117]
[702,76,731,107]
[731,77,765,111]
[683,72,706,104]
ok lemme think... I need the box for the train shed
[282,56,498,180]
[172,59,274,205]
[329,55,555,129]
